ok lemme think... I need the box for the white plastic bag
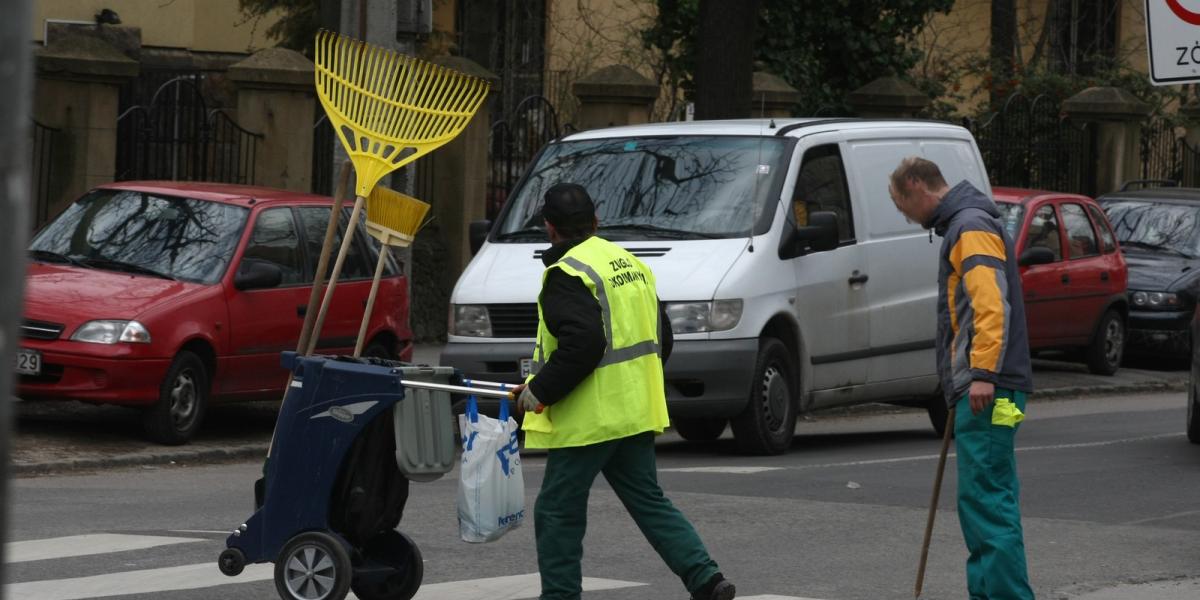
[457,394,525,542]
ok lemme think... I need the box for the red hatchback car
[18,182,413,444]
[993,187,1129,375]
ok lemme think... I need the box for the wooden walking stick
[915,405,956,598]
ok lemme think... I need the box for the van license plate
[15,349,42,376]
[519,358,533,378]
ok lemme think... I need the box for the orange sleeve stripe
[963,266,1005,372]
[950,230,1006,274]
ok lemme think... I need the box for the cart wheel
[218,547,246,577]
[274,531,352,600]
[350,532,423,600]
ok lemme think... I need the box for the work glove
[510,384,542,414]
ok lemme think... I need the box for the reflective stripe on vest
[529,255,661,373]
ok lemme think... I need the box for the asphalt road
[5,390,1199,600]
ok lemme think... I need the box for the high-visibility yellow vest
[522,236,670,449]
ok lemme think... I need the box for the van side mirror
[782,211,840,258]
[1019,246,1055,267]
[234,259,283,291]
[469,220,492,256]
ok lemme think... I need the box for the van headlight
[666,300,743,334]
[451,304,493,337]
[70,320,152,344]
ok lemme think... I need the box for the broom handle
[915,405,956,598]
[297,161,350,356]
[305,194,366,356]
[353,245,391,357]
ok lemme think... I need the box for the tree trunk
[694,0,760,120]
[990,0,1018,106]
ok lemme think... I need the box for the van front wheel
[731,338,797,455]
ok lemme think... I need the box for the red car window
[243,207,305,284]
[1086,203,1117,254]
[1061,203,1099,259]
[1027,205,1063,261]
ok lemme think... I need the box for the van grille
[21,319,64,340]
[487,304,538,338]
[533,247,671,260]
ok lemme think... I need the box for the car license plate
[519,358,533,378]
[15,349,42,376]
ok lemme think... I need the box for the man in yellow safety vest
[511,183,735,600]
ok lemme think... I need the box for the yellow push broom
[353,186,431,357]
[304,30,489,357]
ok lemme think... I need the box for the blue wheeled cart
[216,352,510,600]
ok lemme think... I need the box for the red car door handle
[296,305,307,317]
[1100,271,1110,281]
[1061,274,1070,284]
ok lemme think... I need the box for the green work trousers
[955,389,1035,600]
[535,431,719,600]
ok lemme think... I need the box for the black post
[1,0,34,586]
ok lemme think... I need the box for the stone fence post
[572,65,658,130]
[750,72,800,118]
[846,76,930,118]
[1063,87,1150,196]
[228,48,316,192]
[34,35,138,217]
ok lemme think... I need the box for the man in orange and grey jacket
[889,157,1036,600]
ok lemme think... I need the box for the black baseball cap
[540,183,595,227]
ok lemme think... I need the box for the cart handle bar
[399,379,513,399]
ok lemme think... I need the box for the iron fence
[964,94,1096,196]
[116,76,261,184]
[30,119,59,228]
[488,95,561,220]
[312,114,334,196]
[1139,118,1200,187]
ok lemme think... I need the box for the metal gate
[1140,118,1200,187]
[30,119,60,228]
[964,94,1096,196]
[116,76,261,184]
[488,95,563,219]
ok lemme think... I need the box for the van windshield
[496,136,790,241]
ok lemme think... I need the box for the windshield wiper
[29,249,87,267]
[81,257,176,280]
[1120,241,1194,258]
[598,224,722,239]
[496,227,547,240]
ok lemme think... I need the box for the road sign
[1147,0,1200,84]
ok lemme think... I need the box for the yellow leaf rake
[303,30,489,358]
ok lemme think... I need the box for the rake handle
[305,194,366,357]
[297,161,351,356]
[353,245,391,357]
[915,405,956,598]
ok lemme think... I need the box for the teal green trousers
[954,389,1035,600]
[535,431,719,600]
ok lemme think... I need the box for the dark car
[1098,188,1200,358]
[994,188,1128,374]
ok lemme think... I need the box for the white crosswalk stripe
[6,533,204,564]
[3,532,831,600]
[6,562,274,600]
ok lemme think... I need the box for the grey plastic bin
[392,366,458,482]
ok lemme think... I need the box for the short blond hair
[890,157,947,194]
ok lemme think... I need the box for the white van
[442,119,992,454]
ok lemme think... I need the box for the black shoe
[691,573,736,600]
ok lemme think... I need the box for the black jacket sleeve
[527,269,605,406]
[658,298,673,366]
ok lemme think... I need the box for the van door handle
[848,271,869,286]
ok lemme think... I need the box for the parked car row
[16,121,1200,450]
